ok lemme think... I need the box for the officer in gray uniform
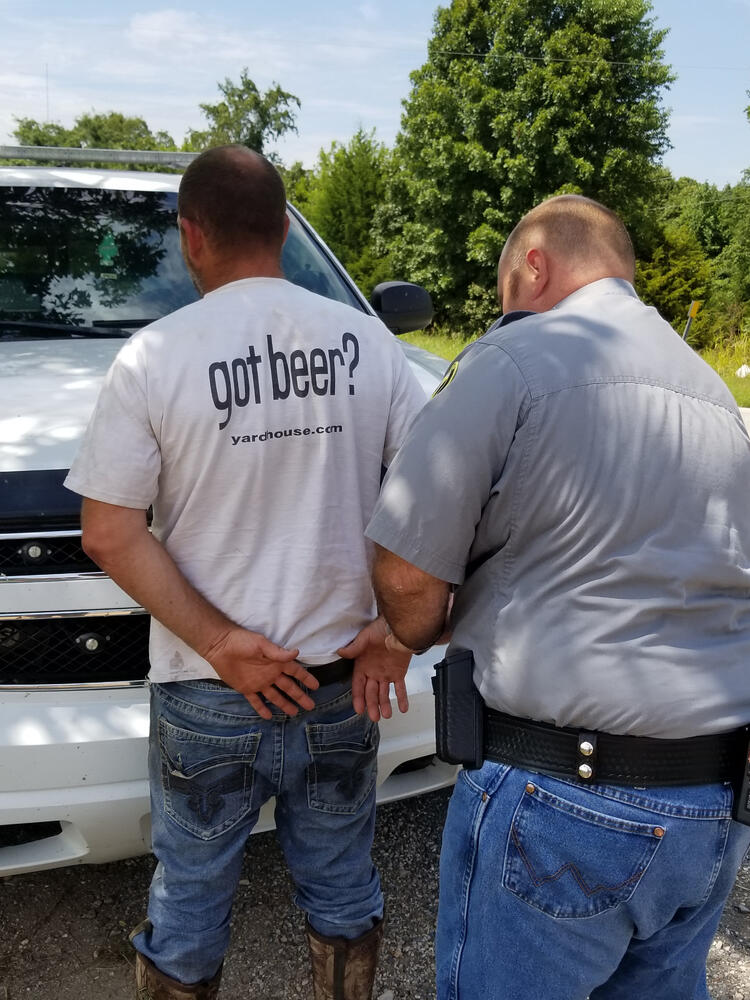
[366,195,750,1000]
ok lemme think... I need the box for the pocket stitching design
[158,720,262,840]
[510,823,650,898]
[306,713,379,815]
[503,782,665,918]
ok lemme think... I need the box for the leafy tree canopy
[639,162,750,346]
[13,112,177,167]
[657,175,727,257]
[636,223,710,337]
[12,70,300,164]
[185,69,300,157]
[278,161,313,208]
[302,128,393,296]
[714,176,750,308]
[379,0,674,330]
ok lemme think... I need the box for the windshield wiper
[92,319,158,329]
[0,319,134,338]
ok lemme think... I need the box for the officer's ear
[523,247,550,303]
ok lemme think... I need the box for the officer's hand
[338,617,411,722]
[351,668,409,723]
[205,627,319,719]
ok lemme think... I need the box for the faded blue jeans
[131,678,383,985]
[437,761,750,999]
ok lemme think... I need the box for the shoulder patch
[432,360,459,397]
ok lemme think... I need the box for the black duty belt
[484,708,749,786]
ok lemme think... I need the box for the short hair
[502,195,635,281]
[178,145,287,253]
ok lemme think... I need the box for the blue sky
[1,0,748,187]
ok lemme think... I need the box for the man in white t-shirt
[64,145,424,1000]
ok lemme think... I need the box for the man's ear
[281,213,290,246]
[524,247,550,303]
[178,216,205,261]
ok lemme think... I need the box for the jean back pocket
[503,780,665,918]
[159,718,261,840]
[306,712,379,815]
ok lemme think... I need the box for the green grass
[405,328,750,408]
[700,337,750,407]
[401,327,478,361]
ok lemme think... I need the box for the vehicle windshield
[0,186,363,340]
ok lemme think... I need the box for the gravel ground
[0,787,748,1000]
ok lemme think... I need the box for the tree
[185,69,300,157]
[302,129,393,296]
[708,175,750,339]
[14,112,176,152]
[636,224,711,339]
[638,167,750,346]
[278,160,313,210]
[657,175,727,258]
[12,70,299,167]
[378,0,674,330]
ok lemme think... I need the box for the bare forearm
[81,499,315,716]
[372,545,451,652]
[82,504,232,659]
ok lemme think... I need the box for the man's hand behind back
[205,627,319,719]
[338,617,412,723]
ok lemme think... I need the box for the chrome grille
[0,532,99,576]
[0,613,150,685]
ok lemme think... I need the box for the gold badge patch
[432,360,459,397]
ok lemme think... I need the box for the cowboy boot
[306,917,384,1000]
[134,951,222,1000]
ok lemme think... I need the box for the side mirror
[370,281,434,335]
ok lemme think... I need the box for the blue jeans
[436,761,750,1000]
[132,679,383,985]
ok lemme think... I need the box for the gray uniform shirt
[367,278,750,738]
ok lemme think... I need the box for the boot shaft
[135,951,222,1000]
[306,918,384,1000]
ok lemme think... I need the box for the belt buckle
[576,731,598,782]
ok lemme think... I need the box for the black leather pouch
[732,734,750,827]
[432,649,484,769]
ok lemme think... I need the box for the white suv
[0,148,457,877]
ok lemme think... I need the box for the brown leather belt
[484,708,749,786]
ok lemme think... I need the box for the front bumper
[0,655,457,878]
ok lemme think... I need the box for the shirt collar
[553,277,638,311]
[487,279,637,333]
[203,276,287,299]
[485,310,536,334]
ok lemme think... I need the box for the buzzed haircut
[178,145,287,253]
[503,195,636,281]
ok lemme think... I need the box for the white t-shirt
[65,277,425,682]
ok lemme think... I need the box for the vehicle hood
[397,339,449,389]
[0,338,122,472]
[0,336,448,474]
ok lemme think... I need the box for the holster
[733,735,750,826]
[432,649,484,769]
